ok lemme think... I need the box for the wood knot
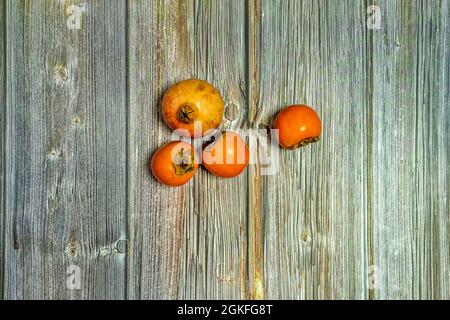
[47,148,63,159]
[99,246,111,257]
[115,239,128,254]
[53,64,68,82]
[302,231,308,242]
[13,237,20,250]
[225,102,240,121]
[74,115,81,126]
[65,240,79,259]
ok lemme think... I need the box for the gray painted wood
[4,0,127,299]
[2,0,449,300]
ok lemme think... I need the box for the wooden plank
[0,0,5,300]
[2,0,448,300]
[4,0,127,299]
[178,0,248,299]
[126,0,190,299]
[371,0,450,299]
[254,0,371,299]
[247,0,265,300]
[127,0,247,299]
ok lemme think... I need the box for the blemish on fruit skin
[197,83,206,91]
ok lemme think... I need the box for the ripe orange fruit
[202,132,249,178]
[151,141,199,187]
[162,79,224,138]
[274,105,321,149]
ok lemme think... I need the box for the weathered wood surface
[176,0,248,300]
[371,0,450,299]
[4,0,127,299]
[128,0,247,300]
[0,0,6,301]
[254,0,371,299]
[1,0,449,300]
[127,0,187,300]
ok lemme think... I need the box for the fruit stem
[177,104,198,124]
[173,148,196,175]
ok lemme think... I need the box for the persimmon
[162,79,225,138]
[202,131,249,178]
[151,141,199,187]
[274,104,321,149]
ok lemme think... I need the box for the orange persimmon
[202,132,249,178]
[274,104,321,149]
[151,141,199,187]
[162,79,224,138]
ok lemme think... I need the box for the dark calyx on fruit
[287,136,320,150]
[177,104,198,124]
[173,148,196,175]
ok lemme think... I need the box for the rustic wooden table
[1,0,449,300]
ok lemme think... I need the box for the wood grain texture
[371,0,450,299]
[4,0,127,299]
[2,0,449,300]
[0,0,5,300]
[177,0,248,300]
[127,0,190,299]
[247,0,265,300]
[254,0,450,299]
[255,0,371,299]
[127,0,247,300]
